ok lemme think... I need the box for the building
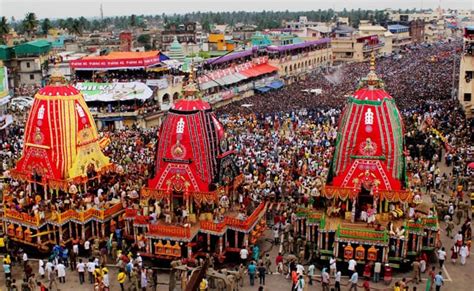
[207,33,236,51]
[119,31,133,52]
[458,27,474,117]
[267,38,332,83]
[10,40,52,87]
[283,16,326,30]
[409,19,425,43]
[358,23,393,55]
[166,36,186,62]
[387,24,411,52]
[159,22,201,52]
[332,25,385,62]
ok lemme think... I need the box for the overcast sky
[1,0,473,20]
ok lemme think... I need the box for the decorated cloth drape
[325,60,409,202]
[14,84,110,181]
[148,98,239,196]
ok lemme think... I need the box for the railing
[148,224,192,239]
[4,209,40,226]
[225,203,266,230]
[200,220,227,233]
[406,216,439,232]
[54,203,123,224]
[124,208,139,218]
[336,225,388,244]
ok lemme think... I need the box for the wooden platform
[319,211,406,232]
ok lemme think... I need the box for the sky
[1,0,473,20]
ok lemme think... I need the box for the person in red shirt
[275,253,283,274]
[37,281,47,291]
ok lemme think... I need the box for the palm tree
[130,14,137,27]
[70,19,83,36]
[0,17,9,36]
[41,18,52,35]
[22,12,39,39]
[22,13,39,37]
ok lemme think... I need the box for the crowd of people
[0,38,472,290]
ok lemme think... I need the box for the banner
[0,66,10,101]
[75,82,153,102]
[146,79,169,89]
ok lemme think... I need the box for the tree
[22,12,39,38]
[137,34,151,50]
[0,17,10,37]
[70,19,83,36]
[41,18,52,35]
[78,17,90,32]
[130,14,137,27]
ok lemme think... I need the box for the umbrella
[468,162,474,169]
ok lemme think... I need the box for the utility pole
[100,3,104,21]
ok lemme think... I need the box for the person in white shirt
[348,258,357,273]
[73,242,79,255]
[374,261,382,282]
[76,259,85,284]
[38,259,45,279]
[335,271,341,291]
[84,240,91,257]
[321,268,330,291]
[437,247,446,268]
[86,259,95,284]
[240,247,249,265]
[454,231,463,246]
[296,263,305,276]
[22,252,28,267]
[45,260,54,280]
[57,261,66,283]
[102,269,110,289]
[329,257,337,277]
[135,254,143,267]
[307,264,315,285]
[459,244,469,265]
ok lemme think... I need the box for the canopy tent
[198,61,278,90]
[70,51,169,70]
[205,48,256,65]
[75,82,153,102]
[255,87,271,93]
[266,38,331,52]
[267,80,284,90]
[240,63,278,78]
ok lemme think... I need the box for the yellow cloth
[0,237,4,247]
[199,279,208,290]
[117,272,126,283]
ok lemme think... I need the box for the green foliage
[41,18,52,35]
[20,9,394,35]
[22,12,39,37]
[0,17,10,36]
[137,34,151,44]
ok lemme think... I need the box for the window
[26,62,30,68]
[464,93,472,102]
[29,74,34,80]
[465,71,473,82]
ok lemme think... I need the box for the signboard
[74,82,153,102]
[0,66,10,101]
[146,79,169,89]
[70,56,160,69]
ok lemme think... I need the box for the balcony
[3,202,124,227]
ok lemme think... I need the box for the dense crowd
[0,39,473,290]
